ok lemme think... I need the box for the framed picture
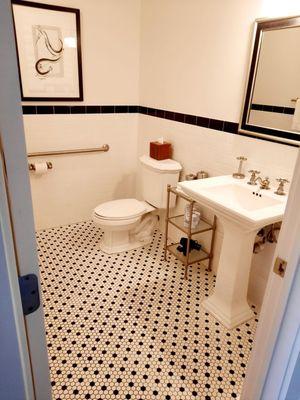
[12,0,83,101]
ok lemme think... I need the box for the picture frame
[12,0,83,101]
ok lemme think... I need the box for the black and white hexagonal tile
[36,221,258,400]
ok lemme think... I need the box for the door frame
[0,151,34,400]
[0,0,51,399]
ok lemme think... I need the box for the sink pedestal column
[202,216,256,329]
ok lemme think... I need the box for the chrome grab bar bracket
[28,162,53,171]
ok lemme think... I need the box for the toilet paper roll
[33,162,48,176]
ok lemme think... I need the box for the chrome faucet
[256,176,271,190]
[247,170,270,190]
[275,178,289,195]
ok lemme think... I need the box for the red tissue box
[150,141,172,160]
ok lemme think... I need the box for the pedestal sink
[178,175,287,329]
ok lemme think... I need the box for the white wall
[23,0,141,230]
[138,0,300,308]
[139,0,264,121]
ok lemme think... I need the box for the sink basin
[178,175,287,329]
[179,175,286,230]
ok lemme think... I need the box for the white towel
[292,98,300,131]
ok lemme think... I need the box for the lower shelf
[166,243,210,265]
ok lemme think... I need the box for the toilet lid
[94,199,147,220]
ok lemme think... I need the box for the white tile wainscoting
[24,114,138,230]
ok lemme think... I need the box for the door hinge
[273,257,287,278]
[18,274,40,315]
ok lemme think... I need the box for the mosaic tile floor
[37,221,258,400]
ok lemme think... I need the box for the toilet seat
[94,199,147,221]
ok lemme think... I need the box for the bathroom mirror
[239,16,300,146]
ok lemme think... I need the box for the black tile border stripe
[22,104,239,134]
[138,106,239,134]
[22,105,139,115]
[251,103,295,115]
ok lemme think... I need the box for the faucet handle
[248,169,260,174]
[237,156,247,161]
[276,178,289,184]
[275,178,289,195]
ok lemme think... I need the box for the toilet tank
[139,155,182,209]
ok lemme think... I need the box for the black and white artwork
[12,1,83,101]
[33,25,64,77]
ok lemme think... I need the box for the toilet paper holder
[28,161,53,171]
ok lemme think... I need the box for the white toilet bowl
[93,198,157,254]
[92,155,182,254]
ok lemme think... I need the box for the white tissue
[157,137,164,144]
[33,162,48,176]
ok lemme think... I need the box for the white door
[242,149,300,400]
[0,1,51,399]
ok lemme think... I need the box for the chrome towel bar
[27,144,110,157]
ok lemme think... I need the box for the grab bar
[27,144,109,157]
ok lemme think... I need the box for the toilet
[92,155,182,254]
